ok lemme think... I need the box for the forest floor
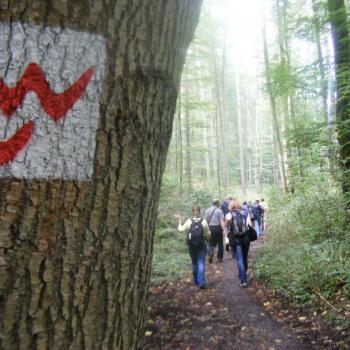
[141,239,350,350]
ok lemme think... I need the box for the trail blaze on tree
[0,1,202,349]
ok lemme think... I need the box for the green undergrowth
[256,180,350,311]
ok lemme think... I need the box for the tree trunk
[220,43,229,190]
[313,0,329,124]
[177,91,184,195]
[327,0,350,195]
[235,68,247,196]
[262,19,288,193]
[184,92,193,190]
[0,1,202,349]
[255,61,263,194]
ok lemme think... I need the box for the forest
[148,0,350,348]
[0,0,349,349]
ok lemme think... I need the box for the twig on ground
[313,289,341,314]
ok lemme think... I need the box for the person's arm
[222,219,228,237]
[202,220,211,241]
[174,214,190,232]
[217,209,224,229]
[246,214,253,228]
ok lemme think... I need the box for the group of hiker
[175,197,267,290]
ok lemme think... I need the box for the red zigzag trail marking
[0,63,94,166]
[0,63,94,121]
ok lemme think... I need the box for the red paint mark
[0,63,95,165]
[0,121,34,165]
[0,63,94,121]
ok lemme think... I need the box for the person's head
[229,199,242,211]
[243,200,247,206]
[255,199,260,204]
[192,206,201,218]
[226,196,233,203]
[261,198,265,202]
[212,199,220,207]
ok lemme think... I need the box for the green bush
[256,180,350,306]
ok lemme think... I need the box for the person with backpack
[205,199,226,263]
[251,199,263,237]
[226,199,253,287]
[175,206,211,289]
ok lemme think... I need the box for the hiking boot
[199,285,206,290]
[208,253,214,263]
[240,282,248,288]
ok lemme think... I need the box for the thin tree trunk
[255,62,263,194]
[0,1,202,349]
[313,0,335,174]
[215,105,222,191]
[313,0,329,124]
[177,90,184,195]
[221,43,229,190]
[262,20,288,193]
[328,0,350,196]
[184,92,193,190]
[235,68,247,196]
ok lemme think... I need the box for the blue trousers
[253,219,261,237]
[188,244,207,288]
[231,234,250,283]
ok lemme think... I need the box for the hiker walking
[251,199,263,237]
[205,199,226,263]
[175,206,211,289]
[226,199,253,287]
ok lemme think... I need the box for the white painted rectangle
[0,22,106,179]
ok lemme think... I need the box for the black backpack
[187,219,205,246]
[230,211,247,235]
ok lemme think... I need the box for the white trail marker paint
[0,22,106,179]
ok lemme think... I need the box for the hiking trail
[142,241,322,350]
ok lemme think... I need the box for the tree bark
[262,19,288,193]
[177,91,184,195]
[0,1,202,349]
[327,0,350,195]
[184,91,193,190]
[235,68,247,196]
[220,43,229,190]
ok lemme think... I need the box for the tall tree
[327,0,350,195]
[184,91,193,190]
[313,0,329,124]
[0,1,202,349]
[235,68,247,196]
[262,19,289,193]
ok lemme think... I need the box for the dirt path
[141,245,312,350]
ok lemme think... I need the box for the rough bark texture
[328,0,350,195]
[0,1,202,349]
